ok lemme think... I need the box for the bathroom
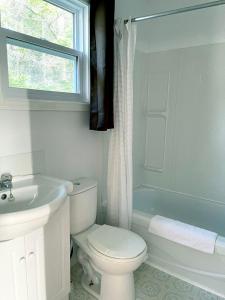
[0,0,225,299]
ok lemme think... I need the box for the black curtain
[90,0,115,131]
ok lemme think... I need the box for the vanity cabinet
[44,198,70,300]
[0,198,70,300]
[0,228,46,300]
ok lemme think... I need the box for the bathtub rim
[134,183,225,208]
[132,209,225,298]
[132,208,225,255]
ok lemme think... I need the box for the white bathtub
[132,186,225,298]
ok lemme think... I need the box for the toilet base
[81,272,100,299]
[77,247,101,299]
[100,273,135,300]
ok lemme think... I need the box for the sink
[0,175,73,241]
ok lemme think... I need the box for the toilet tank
[70,178,98,235]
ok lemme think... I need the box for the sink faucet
[0,173,13,191]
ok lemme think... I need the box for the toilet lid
[87,225,146,259]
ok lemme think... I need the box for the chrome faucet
[0,173,13,191]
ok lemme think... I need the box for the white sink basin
[0,175,73,241]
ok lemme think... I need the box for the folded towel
[149,215,218,254]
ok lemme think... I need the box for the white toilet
[70,178,147,300]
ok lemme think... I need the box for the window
[0,0,89,103]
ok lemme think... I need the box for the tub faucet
[0,173,13,191]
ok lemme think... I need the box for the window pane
[7,41,77,93]
[0,0,74,48]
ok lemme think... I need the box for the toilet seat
[87,224,146,259]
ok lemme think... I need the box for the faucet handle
[1,173,13,181]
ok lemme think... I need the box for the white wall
[0,0,104,184]
[0,109,103,181]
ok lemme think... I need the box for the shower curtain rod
[124,0,225,24]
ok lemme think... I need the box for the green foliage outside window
[0,0,75,93]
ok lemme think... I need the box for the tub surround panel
[145,116,167,172]
[144,69,170,173]
[147,72,170,113]
[133,52,149,187]
[134,42,225,204]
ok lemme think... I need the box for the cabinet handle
[19,256,26,263]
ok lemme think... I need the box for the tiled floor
[70,263,224,300]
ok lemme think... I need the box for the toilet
[70,178,147,300]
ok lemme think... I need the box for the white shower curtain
[106,19,137,229]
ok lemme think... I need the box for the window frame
[0,0,90,107]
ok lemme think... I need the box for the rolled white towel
[149,215,218,254]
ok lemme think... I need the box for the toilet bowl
[70,179,147,300]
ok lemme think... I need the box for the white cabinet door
[44,198,70,300]
[0,229,46,300]
[0,236,28,300]
[25,228,46,300]
[0,200,69,300]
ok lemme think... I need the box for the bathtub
[132,186,225,298]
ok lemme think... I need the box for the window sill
[0,98,90,112]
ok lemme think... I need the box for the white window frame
[0,0,90,110]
